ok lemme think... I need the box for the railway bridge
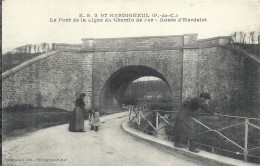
[2,34,260,115]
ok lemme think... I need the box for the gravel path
[3,112,203,166]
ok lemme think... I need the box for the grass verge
[2,105,71,141]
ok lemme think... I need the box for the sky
[2,0,260,53]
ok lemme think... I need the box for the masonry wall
[243,57,260,116]
[88,36,186,112]
[182,48,199,100]
[92,50,183,111]
[2,51,93,111]
[195,47,245,113]
[182,45,260,115]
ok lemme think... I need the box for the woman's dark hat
[199,93,211,99]
[80,93,86,97]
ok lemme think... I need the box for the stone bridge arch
[88,36,186,112]
[99,65,173,111]
[2,34,259,116]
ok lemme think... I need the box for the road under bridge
[3,112,257,166]
[2,112,207,166]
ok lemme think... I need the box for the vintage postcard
[2,0,260,165]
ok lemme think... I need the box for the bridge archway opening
[99,65,173,112]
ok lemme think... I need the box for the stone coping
[2,50,72,80]
[222,45,260,64]
[197,36,231,42]
[82,35,185,41]
[81,34,231,41]
[55,43,81,46]
[121,121,258,166]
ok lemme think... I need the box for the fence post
[211,148,215,154]
[156,112,159,131]
[244,118,249,162]
[128,107,131,122]
[138,112,141,126]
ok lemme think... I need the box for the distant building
[144,91,163,99]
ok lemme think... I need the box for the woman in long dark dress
[69,93,86,132]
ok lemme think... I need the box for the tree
[257,32,260,44]
[37,45,40,52]
[23,45,27,53]
[16,46,23,53]
[238,31,246,43]
[33,45,37,53]
[249,31,255,44]
[42,43,47,52]
[28,44,32,53]
[51,43,56,50]
[231,32,237,43]
[46,43,50,51]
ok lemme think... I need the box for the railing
[128,105,150,126]
[193,113,260,162]
[128,105,260,163]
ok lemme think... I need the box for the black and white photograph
[2,0,260,165]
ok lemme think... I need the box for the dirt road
[2,112,202,166]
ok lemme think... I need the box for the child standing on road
[89,110,95,130]
[93,111,101,131]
